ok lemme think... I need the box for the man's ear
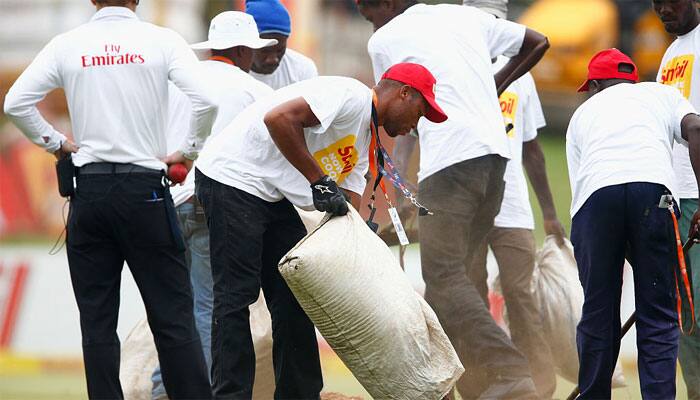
[400,84,411,99]
[589,80,600,94]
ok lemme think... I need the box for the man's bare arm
[681,113,700,238]
[264,97,323,183]
[523,139,566,245]
[494,29,549,96]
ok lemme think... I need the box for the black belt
[78,162,162,175]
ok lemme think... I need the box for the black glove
[310,175,349,216]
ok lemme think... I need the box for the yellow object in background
[519,0,619,93]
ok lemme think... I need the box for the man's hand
[544,218,567,247]
[53,140,78,160]
[689,209,700,243]
[311,175,349,216]
[163,151,194,172]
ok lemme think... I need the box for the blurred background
[0,0,685,398]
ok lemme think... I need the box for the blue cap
[245,0,291,36]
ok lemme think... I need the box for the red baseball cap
[381,63,448,123]
[578,48,639,92]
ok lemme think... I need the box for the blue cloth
[152,201,213,399]
[571,182,680,400]
[245,0,291,36]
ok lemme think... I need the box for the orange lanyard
[367,90,390,209]
[669,207,696,335]
[209,56,234,65]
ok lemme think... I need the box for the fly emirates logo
[81,44,145,68]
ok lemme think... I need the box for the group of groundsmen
[3,0,700,399]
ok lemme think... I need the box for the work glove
[310,175,349,216]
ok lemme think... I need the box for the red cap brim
[423,95,448,123]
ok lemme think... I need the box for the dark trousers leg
[117,176,210,400]
[67,173,211,400]
[626,183,679,400]
[261,200,322,400]
[571,185,626,400]
[197,172,265,399]
[67,195,125,399]
[418,156,535,398]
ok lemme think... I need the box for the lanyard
[209,56,235,65]
[668,206,696,335]
[366,90,431,231]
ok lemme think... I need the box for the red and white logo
[81,44,145,68]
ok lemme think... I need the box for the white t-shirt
[3,7,217,170]
[368,4,526,182]
[249,48,318,90]
[167,60,273,206]
[197,76,371,209]
[566,82,696,217]
[492,58,546,230]
[658,23,700,199]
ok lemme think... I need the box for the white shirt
[3,7,217,170]
[249,48,318,90]
[368,4,526,182]
[658,23,700,199]
[493,58,546,230]
[167,60,273,206]
[566,82,696,217]
[197,76,371,209]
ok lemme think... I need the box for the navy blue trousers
[571,182,679,400]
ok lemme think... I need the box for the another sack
[119,294,275,400]
[533,235,626,388]
[120,318,159,400]
[279,206,464,399]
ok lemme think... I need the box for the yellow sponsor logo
[313,135,358,184]
[660,54,694,99]
[499,91,518,138]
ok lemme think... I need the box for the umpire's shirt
[3,6,217,167]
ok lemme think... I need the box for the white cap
[191,11,278,50]
[463,0,508,19]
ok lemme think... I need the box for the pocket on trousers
[67,197,102,246]
[128,200,175,247]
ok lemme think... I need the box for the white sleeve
[166,31,218,158]
[481,14,527,59]
[165,82,192,154]
[3,37,67,153]
[368,38,394,84]
[668,88,697,146]
[301,57,319,81]
[522,74,545,142]
[302,83,367,135]
[339,137,370,196]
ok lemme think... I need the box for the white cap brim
[190,37,277,50]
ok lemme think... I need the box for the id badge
[388,207,409,246]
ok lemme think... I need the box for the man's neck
[95,4,137,12]
[678,14,700,36]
